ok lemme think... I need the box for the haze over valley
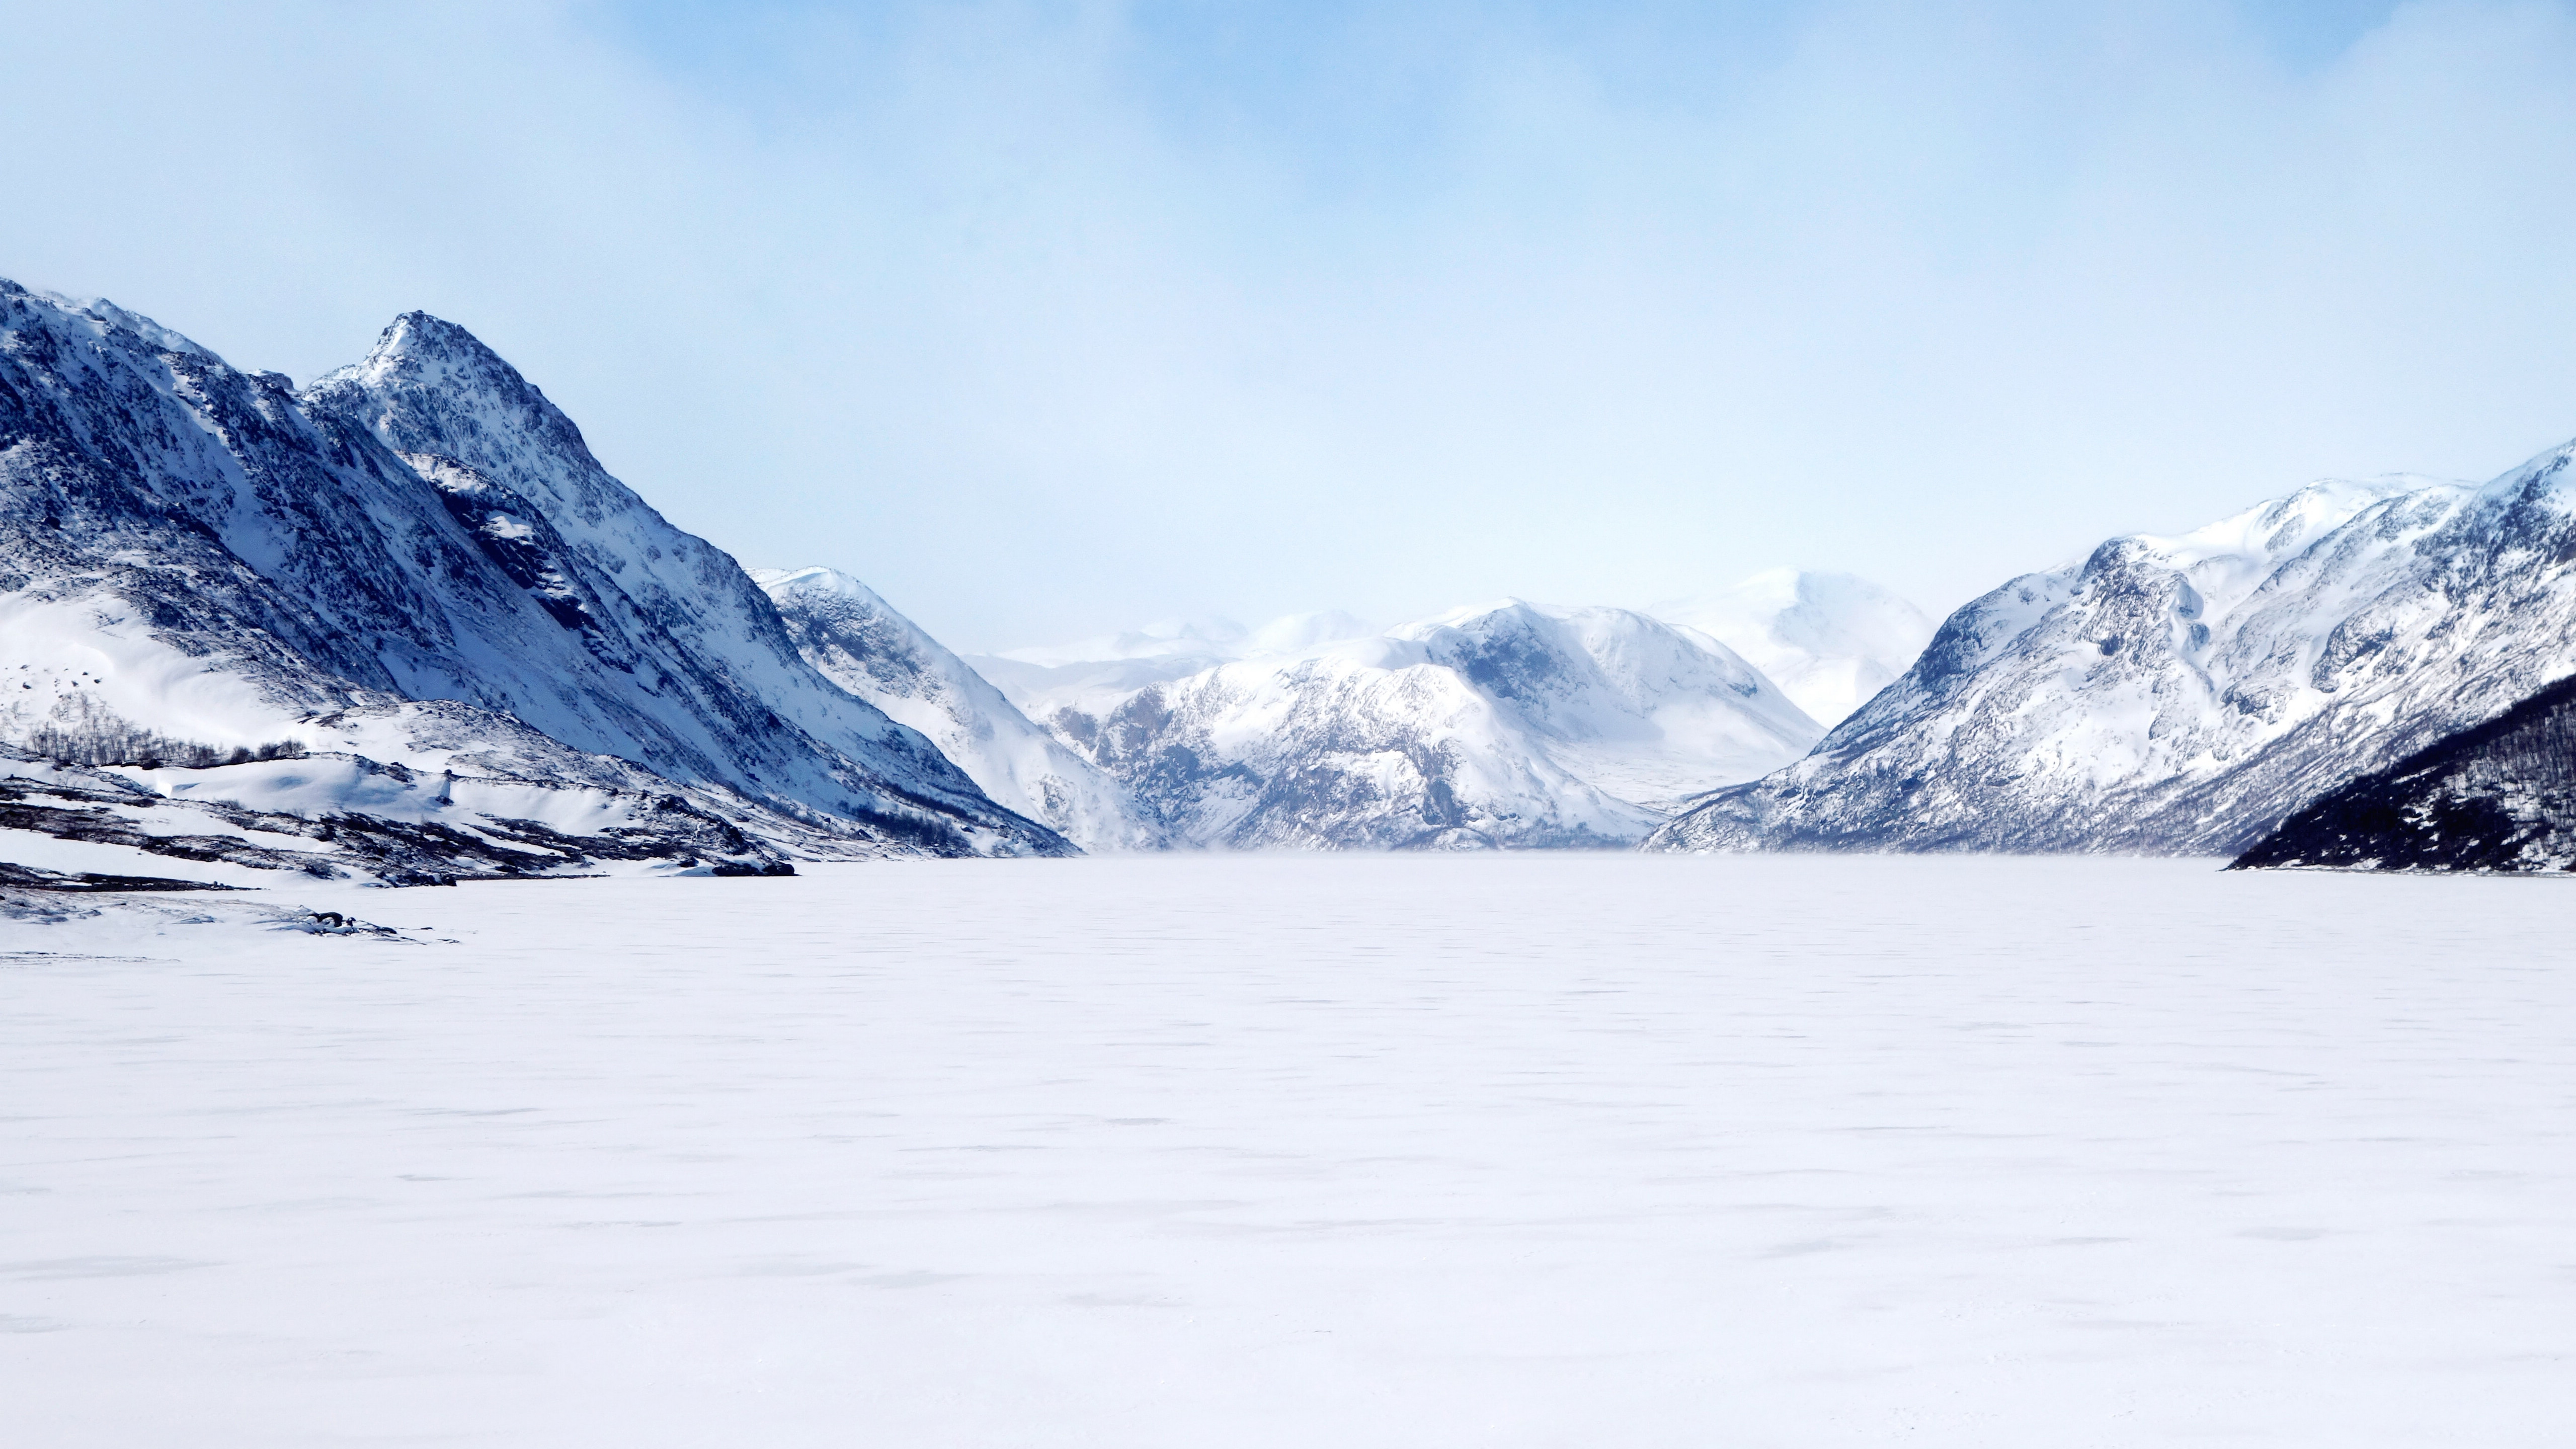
[10,5,2576,1443]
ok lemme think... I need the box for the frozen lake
[5,855,2572,1445]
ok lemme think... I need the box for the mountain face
[0,280,1068,862]
[1649,459,2576,856]
[980,600,1820,849]
[2231,673,2576,873]
[754,567,1163,851]
[1653,570,1936,727]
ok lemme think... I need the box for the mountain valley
[11,271,2576,877]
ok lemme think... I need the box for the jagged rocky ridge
[755,567,1163,851]
[977,601,1822,849]
[0,280,1070,872]
[1649,457,2576,856]
[2230,674,2576,872]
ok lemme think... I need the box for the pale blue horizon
[8,0,2568,653]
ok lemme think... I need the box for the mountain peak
[338,310,531,395]
[305,309,606,514]
[754,566,868,598]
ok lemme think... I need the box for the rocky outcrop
[2231,673,2576,872]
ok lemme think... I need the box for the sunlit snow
[6,855,2570,1446]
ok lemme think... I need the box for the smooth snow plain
[4,855,2571,1447]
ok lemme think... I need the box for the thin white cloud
[6,1,2571,651]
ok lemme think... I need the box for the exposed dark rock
[0,861,234,893]
[2231,673,2576,872]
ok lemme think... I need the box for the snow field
[4,855,2572,1445]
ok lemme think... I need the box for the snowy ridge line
[1649,457,2576,856]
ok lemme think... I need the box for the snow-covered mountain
[1648,459,2576,856]
[0,280,1069,865]
[1653,570,1936,726]
[981,600,1821,849]
[754,567,1163,851]
[2231,672,2576,873]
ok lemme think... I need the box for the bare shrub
[23,717,305,770]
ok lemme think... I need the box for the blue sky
[7,1,2571,650]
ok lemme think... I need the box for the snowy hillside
[755,567,1162,851]
[1650,462,2576,855]
[0,280,1068,863]
[985,600,1820,849]
[1653,570,1936,726]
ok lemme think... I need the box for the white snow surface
[974,600,1821,847]
[1652,568,1938,726]
[5,855,2571,1446]
[753,567,1163,851]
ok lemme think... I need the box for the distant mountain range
[941,577,1943,850]
[964,599,1825,849]
[3,276,1895,878]
[11,271,2570,879]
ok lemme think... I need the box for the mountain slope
[1649,460,2576,856]
[995,600,1820,849]
[1653,570,1936,727]
[755,567,1162,851]
[0,280,1066,860]
[2230,673,2576,873]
